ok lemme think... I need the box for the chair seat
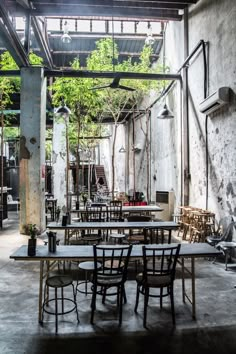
[46,275,73,288]
[96,274,123,286]
[136,273,171,287]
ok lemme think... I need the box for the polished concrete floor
[1,212,236,354]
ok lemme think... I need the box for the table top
[70,205,163,213]
[10,243,222,261]
[47,221,179,230]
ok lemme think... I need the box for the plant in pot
[27,223,38,256]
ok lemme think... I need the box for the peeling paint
[226,182,236,198]
[20,136,30,159]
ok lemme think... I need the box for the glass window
[77,20,91,32]
[136,21,148,34]
[122,21,135,33]
[15,17,25,30]
[46,18,61,31]
[92,20,106,32]
[108,20,121,34]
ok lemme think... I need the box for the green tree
[87,38,162,198]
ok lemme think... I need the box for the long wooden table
[70,205,163,215]
[10,243,221,323]
[47,221,179,244]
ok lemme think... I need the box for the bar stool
[109,232,126,244]
[77,261,101,295]
[42,275,79,333]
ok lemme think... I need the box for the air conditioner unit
[156,191,175,221]
[199,87,229,115]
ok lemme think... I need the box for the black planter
[28,238,37,256]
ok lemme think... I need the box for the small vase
[28,238,37,256]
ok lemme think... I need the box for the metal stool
[109,232,126,244]
[42,275,79,333]
[76,261,101,295]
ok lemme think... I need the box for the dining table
[10,242,222,323]
[47,220,179,244]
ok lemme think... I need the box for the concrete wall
[131,0,236,221]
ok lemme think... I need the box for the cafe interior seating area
[1,1,236,353]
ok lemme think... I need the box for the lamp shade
[119,146,126,153]
[61,33,72,44]
[55,102,71,114]
[157,103,174,119]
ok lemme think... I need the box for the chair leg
[55,288,58,334]
[160,288,163,308]
[170,286,176,325]
[119,286,123,326]
[143,287,149,328]
[90,285,97,324]
[134,284,140,312]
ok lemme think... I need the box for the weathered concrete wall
[154,0,236,220]
[20,67,46,232]
[126,0,236,221]
[99,124,126,194]
[52,115,67,212]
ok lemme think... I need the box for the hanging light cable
[157,24,174,119]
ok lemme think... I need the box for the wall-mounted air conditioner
[199,87,229,115]
[156,191,174,221]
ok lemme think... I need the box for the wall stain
[226,182,236,198]
[20,136,30,159]
[215,128,219,134]
[217,197,223,203]
[218,179,224,192]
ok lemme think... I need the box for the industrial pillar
[51,115,68,212]
[20,67,46,233]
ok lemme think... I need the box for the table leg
[180,257,196,319]
[181,258,185,303]
[38,260,44,323]
[191,257,196,319]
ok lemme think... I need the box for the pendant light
[61,21,72,44]
[55,100,71,115]
[157,25,174,120]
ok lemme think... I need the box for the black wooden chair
[134,244,181,327]
[90,244,132,326]
[126,215,151,244]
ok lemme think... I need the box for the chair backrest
[110,200,122,207]
[143,227,171,244]
[127,215,151,222]
[142,244,181,282]
[106,205,123,222]
[93,245,133,282]
[84,206,103,222]
[221,220,236,242]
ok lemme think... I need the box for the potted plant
[27,223,38,256]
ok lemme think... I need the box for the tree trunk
[111,123,118,199]
[65,116,69,211]
[75,117,81,206]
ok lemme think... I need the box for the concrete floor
[1,212,236,354]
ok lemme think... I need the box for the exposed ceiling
[0,1,200,69]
